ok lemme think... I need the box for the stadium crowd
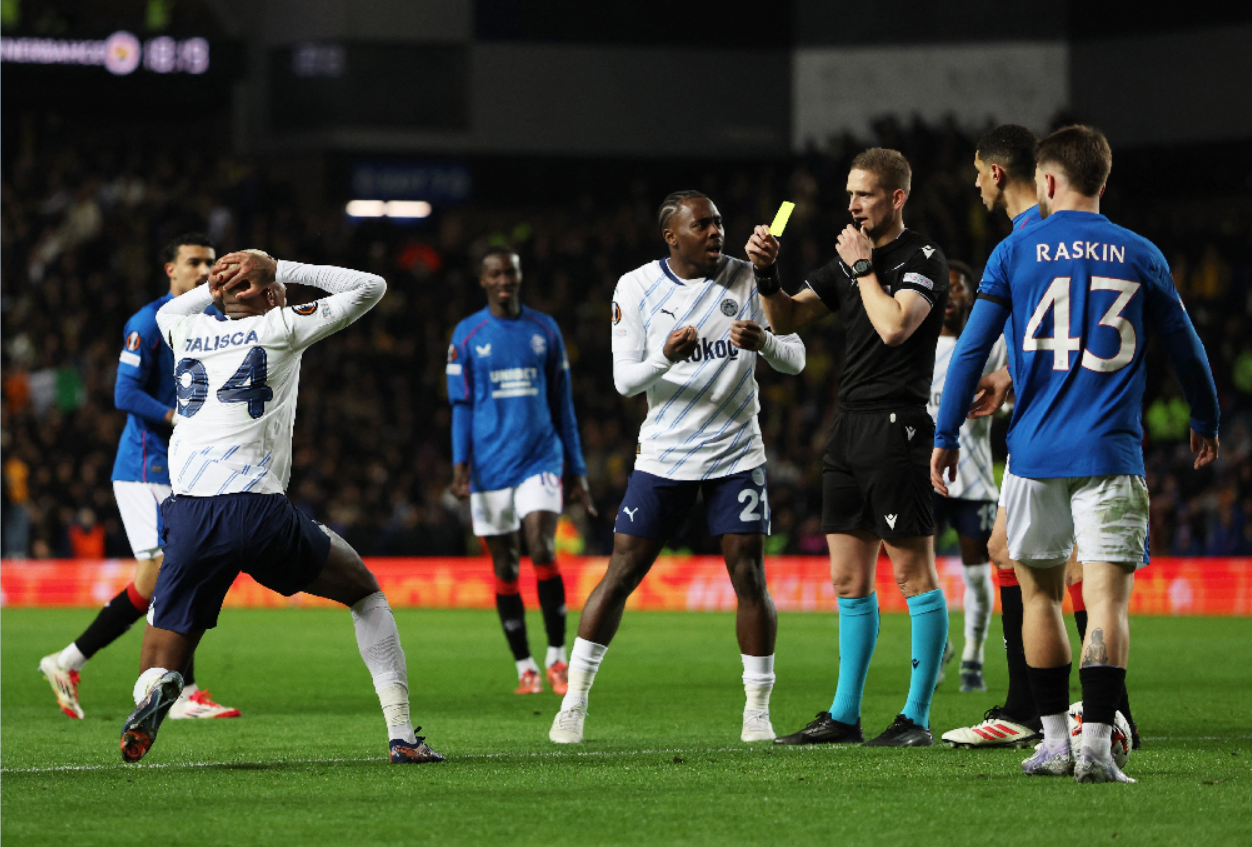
[3,113,1250,559]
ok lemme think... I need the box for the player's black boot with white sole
[773,711,864,745]
[863,714,934,747]
[120,671,184,763]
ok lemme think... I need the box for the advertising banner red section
[2,556,1250,615]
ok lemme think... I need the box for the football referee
[751,148,951,746]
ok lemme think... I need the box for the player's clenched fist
[745,225,780,271]
[729,320,766,351]
[663,325,699,362]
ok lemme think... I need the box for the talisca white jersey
[613,256,794,480]
[927,334,1007,501]
[157,261,384,497]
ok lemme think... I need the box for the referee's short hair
[850,148,911,196]
[1037,125,1112,197]
[976,125,1038,184]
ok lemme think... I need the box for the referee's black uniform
[805,229,949,539]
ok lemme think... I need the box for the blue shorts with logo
[931,493,997,543]
[151,493,332,634]
[614,465,771,540]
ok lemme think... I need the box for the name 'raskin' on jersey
[156,262,386,497]
[612,255,804,480]
[446,306,587,493]
[935,210,1219,479]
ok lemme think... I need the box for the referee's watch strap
[754,264,781,297]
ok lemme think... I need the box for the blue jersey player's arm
[1143,252,1219,437]
[546,324,588,478]
[446,330,474,469]
[934,296,1010,450]
[115,311,174,426]
[936,239,1013,451]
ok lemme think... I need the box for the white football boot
[549,704,587,744]
[741,709,776,742]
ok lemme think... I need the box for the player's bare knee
[491,552,521,582]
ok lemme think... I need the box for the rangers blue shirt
[1012,204,1040,232]
[447,306,587,492]
[935,210,1218,479]
[112,294,177,484]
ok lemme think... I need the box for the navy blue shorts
[151,493,332,634]
[932,493,997,542]
[613,465,770,540]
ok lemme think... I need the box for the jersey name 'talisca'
[157,262,383,497]
[613,256,789,480]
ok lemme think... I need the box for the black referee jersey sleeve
[803,258,845,313]
[896,246,948,306]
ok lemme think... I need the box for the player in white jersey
[927,260,1007,694]
[118,250,444,765]
[549,191,805,745]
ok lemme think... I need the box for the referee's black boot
[773,711,864,745]
[863,714,933,747]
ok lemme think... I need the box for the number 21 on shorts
[1024,276,1140,373]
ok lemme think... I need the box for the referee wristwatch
[849,259,873,279]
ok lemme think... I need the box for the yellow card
[769,201,795,236]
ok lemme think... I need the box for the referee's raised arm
[745,224,830,335]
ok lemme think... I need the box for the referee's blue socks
[902,589,949,728]
[829,593,880,725]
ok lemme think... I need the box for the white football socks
[560,637,607,712]
[961,563,993,664]
[59,643,87,672]
[545,645,567,668]
[1041,713,1070,749]
[1081,720,1113,760]
[516,657,540,678]
[741,653,776,712]
[350,592,415,743]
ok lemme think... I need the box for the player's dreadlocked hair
[976,124,1039,184]
[161,232,215,265]
[657,190,709,233]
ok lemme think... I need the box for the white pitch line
[3,736,1249,776]
[0,744,836,775]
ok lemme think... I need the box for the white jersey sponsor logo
[928,334,1008,501]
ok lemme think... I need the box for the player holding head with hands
[549,190,805,745]
[40,234,238,722]
[753,148,951,747]
[932,125,1219,783]
[119,249,445,765]
[447,246,595,696]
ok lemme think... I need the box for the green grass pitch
[3,607,1250,846]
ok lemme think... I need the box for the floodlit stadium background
[2,1,1250,612]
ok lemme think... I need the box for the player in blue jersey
[933,126,1220,783]
[39,234,238,721]
[942,125,1048,748]
[447,246,595,696]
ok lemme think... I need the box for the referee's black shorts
[821,407,935,540]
